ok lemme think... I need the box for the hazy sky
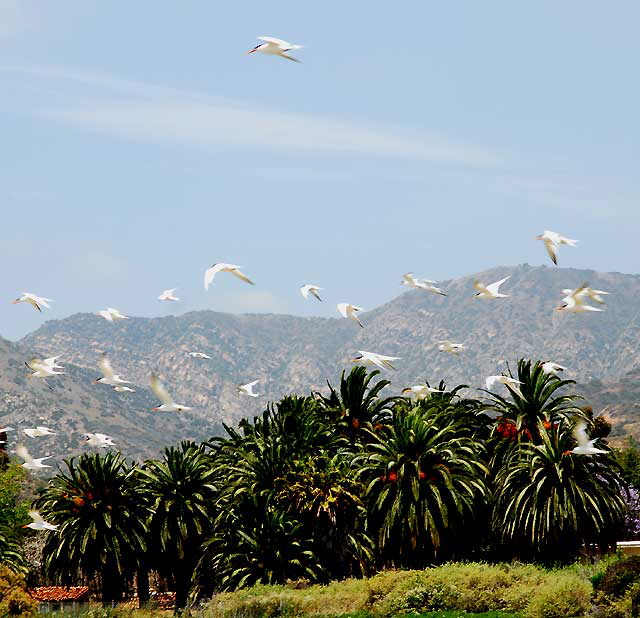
[1,2,639,340]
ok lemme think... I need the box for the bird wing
[486,276,510,294]
[257,36,290,47]
[280,53,301,62]
[309,287,322,301]
[573,420,590,448]
[98,354,115,379]
[473,280,489,294]
[150,373,174,406]
[244,379,260,388]
[544,239,558,265]
[336,303,348,318]
[204,264,224,289]
[26,358,46,372]
[300,285,309,299]
[16,444,32,463]
[230,268,254,285]
[28,510,44,524]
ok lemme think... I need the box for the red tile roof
[29,587,89,602]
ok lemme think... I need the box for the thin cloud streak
[47,102,498,165]
[0,64,499,166]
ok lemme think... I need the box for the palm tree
[196,495,325,593]
[273,452,374,579]
[354,403,490,567]
[138,442,218,611]
[485,359,585,438]
[317,367,397,445]
[492,417,626,562]
[34,452,148,605]
[0,525,27,575]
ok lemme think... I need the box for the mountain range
[2,263,640,462]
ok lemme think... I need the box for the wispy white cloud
[0,64,499,166]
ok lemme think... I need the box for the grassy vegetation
[204,561,599,618]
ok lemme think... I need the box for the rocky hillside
[0,335,222,464]
[17,264,640,430]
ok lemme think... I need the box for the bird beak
[247,49,257,54]
[151,407,159,411]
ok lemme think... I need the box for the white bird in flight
[238,380,260,397]
[401,273,447,296]
[204,263,254,290]
[16,444,53,470]
[25,357,64,380]
[402,383,446,399]
[556,284,603,313]
[337,303,364,328]
[536,230,578,265]
[187,352,212,359]
[300,284,323,302]
[248,37,303,62]
[561,286,609,305]
[474,276,510,299]
[158,288,180,302]
[95,354,130,387]
[150,373,192,412]
[97,308,129,322]
[541,361,567,376]
[85,433,116,448]
[24,510,58,532]
[571,420,607,456]
[23,426,56,438]
[351,350,400,371]
[12,293,53,312]
[114,385,135,393]
[485,375,524,399]
[438,341,465,354]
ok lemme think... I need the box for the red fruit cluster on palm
[496,418,518,441]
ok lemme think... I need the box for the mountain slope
[18,264,640,428]
[0,335,221,464]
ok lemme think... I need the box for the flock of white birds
[1,39,610,532]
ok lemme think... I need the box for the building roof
[29,587,90,602]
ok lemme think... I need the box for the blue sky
[1,1,639,340]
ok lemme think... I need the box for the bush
[597,555,640,598]
[0,566,36,617]
[524,573,591,618]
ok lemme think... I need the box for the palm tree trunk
[137,568,150,608]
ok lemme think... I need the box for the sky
[1,1,639,340]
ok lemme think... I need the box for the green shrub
[597,555,640,598]
[0,566,36,617]
[524,573,591,618]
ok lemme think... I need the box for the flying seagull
[351,350,400,371]
[95,354,131,387]
[204,263,254,290]
[150,373,192,412]
[300,284,323,302]
[114,385,135,393]
[536,230,578,265]
[238,380,260,397]
[97,308,129,321]
[571,420,607,456]
[187,352,212,359]
[541,361,567,376]
[401,273,447,296]
[561,286,609,305]
[248,37,303,62]
[485,375,524,399]
[25,358,64,380]
[438,341,465,354]
[12,293,53,312]
[16,444,53,470]
[402,383,446,400]
[158,288,180,302]
[24,510,58,532]
[474,276,510,299]
[85,433,116,448]
[23,426,56,438]
[556,284,603,313]
[337,303,364,328]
